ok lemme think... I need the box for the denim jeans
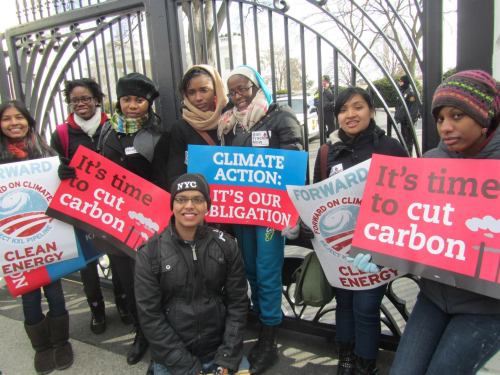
[390,292,500,375]
[153,360,215,375]
[22,279,67,325]
[233,225,284,326]
[335,283,386,359]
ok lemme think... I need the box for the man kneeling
[135,173,248,374]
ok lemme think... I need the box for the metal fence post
[422,0,442,152]
[0,33,12,102]
[143,0,185,131]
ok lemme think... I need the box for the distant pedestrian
[135,173,248,375]
[314,75,336,136]
[390,70,500,375]
[0,100,73,374]
[394,75,419,155]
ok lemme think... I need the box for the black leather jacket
[223,103,303,150]
[134,222,248,374]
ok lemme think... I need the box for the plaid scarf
[109,110,149,134]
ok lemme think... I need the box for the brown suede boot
[24,317,55,375]
[48,313,74,370]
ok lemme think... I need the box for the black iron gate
[0,0,435,349]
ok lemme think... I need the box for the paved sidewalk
[1,277,498,375]
[0,277,397,375]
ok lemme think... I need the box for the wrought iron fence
[1,0,426,348]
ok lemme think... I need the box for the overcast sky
[0,0,458,72]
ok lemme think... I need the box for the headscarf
[181,64,228,131]
[217,65,273,140]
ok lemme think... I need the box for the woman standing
[218,65,303,374]
[0,100,73,374]
[51,78,131,335]
[98,72,169,366]
[166,64,227,189]
[312,87,407,375]
[390,70,500,375]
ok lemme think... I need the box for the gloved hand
[349,253,380,273]
[58,157,76,180]
[282,218,314,240]
[282,220,300,240]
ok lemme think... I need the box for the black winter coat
[313,122,407,183]
[134,223,248,374]
[98,118,169,191]
[395,86,419,125]
[166,119,219,191]
[223,103,303,150]
[50,115,105,158]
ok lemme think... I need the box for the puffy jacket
[166,119,219,191]
[223,103,303,150]
[421,128,500,314]
[313,121,407,183]
[134,222,248,375]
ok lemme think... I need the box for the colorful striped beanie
[431,70,500,129]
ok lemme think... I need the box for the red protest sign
[351,154,500,299]
[207,185,298,229]
[47,146,170,256]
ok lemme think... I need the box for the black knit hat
[170,173,211,209]
[116,72,159,103]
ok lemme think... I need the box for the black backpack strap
[148,233,162,280]
[97,122,112,154]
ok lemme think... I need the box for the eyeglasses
[173,196,206,205]
[228,85,254,98]
[69,96,94,105]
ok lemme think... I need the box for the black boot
[248,340,260,364]
[127,327,149,365]
[116,294,133,325]
[89,300,106,334]
[24,317,55,375]
[355,356,378,375]
[48,313,74,370]
[337,343,355,375]
[249,325,279,374]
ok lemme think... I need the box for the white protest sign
[287,159,399,290]
[0,157,79,276]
